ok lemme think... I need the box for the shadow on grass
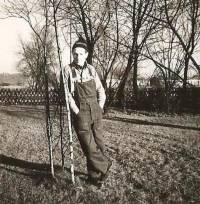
[0,105,62,120]
[0,154,86,183]
[104,116,200,131]
[0,106,45,120]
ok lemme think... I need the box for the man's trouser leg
[75,117,109,179]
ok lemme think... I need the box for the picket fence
[0,88,62,105]
[0,87,199,113]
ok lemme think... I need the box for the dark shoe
[100,160,112,182]
[85,176,102,187]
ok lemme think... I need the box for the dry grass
[0,105,200,203]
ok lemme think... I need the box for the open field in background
[0,105,200,203]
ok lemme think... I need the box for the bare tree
[107,0,159,107]
[145,25,185,112]
[93,0,120,88]
[2,0,55,177]
[158,0,200,88]
[148,0,200,109]
[59,0,112,64]
[17,31,57,90]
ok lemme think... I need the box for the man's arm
[64,67,79,115]
[95,71,106,109]
[68,93,79,114]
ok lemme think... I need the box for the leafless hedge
[108,87,200,114]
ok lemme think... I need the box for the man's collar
[71,61,87,70]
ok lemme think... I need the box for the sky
[0,18,31,74]
[0,16,72,75]
[0,4,199,78]
[0,17,197,78]
[0,16,153,77]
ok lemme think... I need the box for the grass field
[0,105,200,203]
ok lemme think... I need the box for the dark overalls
[73,75,109,179]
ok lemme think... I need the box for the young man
[65,37,111,185]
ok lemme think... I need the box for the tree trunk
[182,55,189,110]
[183,55,189,90]
[132,55,138,107]
[87,42,94,65]
[116,52,134,107]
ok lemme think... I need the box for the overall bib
[73,78,109,179]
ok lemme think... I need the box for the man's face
[72,47,88,67]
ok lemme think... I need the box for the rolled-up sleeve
[95,72,106,108]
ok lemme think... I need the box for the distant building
[0,73,27,89]
[138,77,150,87]
[98,75,200,90]
[188,75,200,87]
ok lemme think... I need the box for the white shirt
[64,63,106,114]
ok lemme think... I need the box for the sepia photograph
[0,0,200,203]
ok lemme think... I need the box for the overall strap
[87,64,96,78]
[71,67,77,78]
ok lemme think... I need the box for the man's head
[72,37,88,67]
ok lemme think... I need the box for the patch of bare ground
[0,105,200,203]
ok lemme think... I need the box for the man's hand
[74,108,79,115]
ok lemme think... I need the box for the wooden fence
[0,88,62,105]
[0,87,199,113]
